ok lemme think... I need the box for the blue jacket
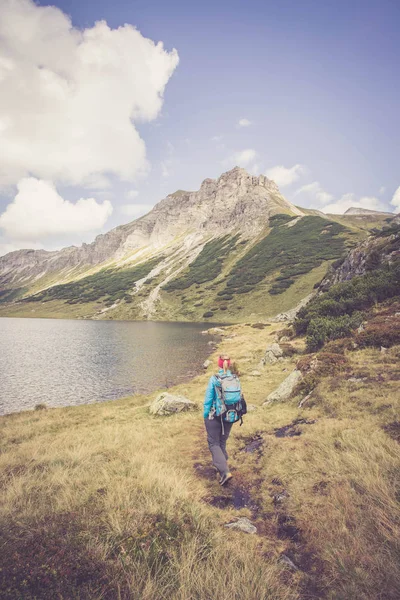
[203,369,232,418]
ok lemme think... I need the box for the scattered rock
[381,346,388,353]
[149,392,197,416]
[225,517,257,534]
[357,324,365,333]
[207,327,225,335]
[264,370,303,403]
[279,336,290,342]
[203,360,211,369]
[208,340,217,346]
[348,376,367,383]
[279,554,300,571]
[250,370,261,377]
[262,343,283,365]
[298,391,313,408]
[273,490,289,505]
[247,404,257,412]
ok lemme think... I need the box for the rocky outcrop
[272,292,316,322]
[263,370,303,403]
[320,226,400,289]
[149,392,197,415]
[262,343,283,364]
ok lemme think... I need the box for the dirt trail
[192,423,326,599]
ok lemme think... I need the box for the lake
[0,318,218,415]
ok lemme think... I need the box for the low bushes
[23,257,162,305]
[295,261,400,350]
[306,312,364,351]
[356,320,400,348]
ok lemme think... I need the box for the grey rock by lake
[149,392,197,416]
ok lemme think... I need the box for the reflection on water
[0,318,216,415]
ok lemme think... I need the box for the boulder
[279,554,300,571]
[149,392,197,416]
[263,343,283,364]
[225,517,257,534]
[263,370,303,403]
[207,327,225,335]
[203,359,211,369]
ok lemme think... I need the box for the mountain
[0,167,396,322]
[344,207,393,216]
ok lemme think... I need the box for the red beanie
[218,356,231,368]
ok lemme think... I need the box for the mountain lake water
[0,318,220,416]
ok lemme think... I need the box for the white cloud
[379,186,386,196]
[249,163,260,175]
[322,193,386,214]
[120,203,152,219]
[224,149,257,167]
[238,118,251,127]
[391,186,400,211]
[126,190,139,199]
[0,0,179,188]
[266,164,305,187]
[161,161,170,177]
[294,181,333,205]
[211,135,223,142]
[0,178,113,241]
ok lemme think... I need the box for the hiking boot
[219,472,233,486]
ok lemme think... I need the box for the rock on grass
[149,392,197,416]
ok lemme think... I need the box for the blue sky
[0,0,399,255]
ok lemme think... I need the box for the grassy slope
[1,323,399,599]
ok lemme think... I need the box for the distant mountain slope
[0,167,398,322]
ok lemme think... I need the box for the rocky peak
[0,166,303,289]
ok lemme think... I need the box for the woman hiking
[204,354,244,486]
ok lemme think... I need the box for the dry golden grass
[0,323,399,599]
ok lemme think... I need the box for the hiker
[203,355,246,486]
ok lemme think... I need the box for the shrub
[356,321,400,348]
[306,313,364,351]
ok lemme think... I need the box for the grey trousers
[204,417,233,476]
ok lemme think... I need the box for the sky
[0,0,399,256]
